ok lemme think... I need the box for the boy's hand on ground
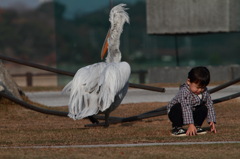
[209,122,217,133]
[186,124,197,136]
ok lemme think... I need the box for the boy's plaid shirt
[167,83,216,125]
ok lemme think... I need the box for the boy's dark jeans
[168,103,208,128]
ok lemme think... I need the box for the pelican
[62,4,131,127]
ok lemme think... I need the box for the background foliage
[0,0,240,73]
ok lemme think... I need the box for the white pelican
[62,4,131,127]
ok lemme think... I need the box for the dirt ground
[1,97,240,146]
[0,89,240,158]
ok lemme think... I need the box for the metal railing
[11,70,148,87]
[11,72,56,87]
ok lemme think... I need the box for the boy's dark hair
[188,66,210,87]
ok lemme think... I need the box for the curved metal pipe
[1,89,240,125]
[0,54,165,92]
[0,91,68,117]
[209,77,240,94]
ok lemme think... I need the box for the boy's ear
[187,79,191,85]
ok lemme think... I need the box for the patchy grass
[0,88,240,158]
[1,144,240,159]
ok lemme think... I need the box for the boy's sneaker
[171,127,187,136]
[196,126,207,135]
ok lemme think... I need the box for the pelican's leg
[104,113,110,127]
[88,116,99,124]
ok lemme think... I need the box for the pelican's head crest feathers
[109,4,130,25]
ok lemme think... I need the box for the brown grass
[0,93,240,158]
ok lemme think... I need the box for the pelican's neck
[106,51,121,63]
[105,4,129,63]
[105,28,122,63]
[105,20,125,63]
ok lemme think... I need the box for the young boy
[167,66,217,136]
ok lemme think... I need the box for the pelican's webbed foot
[88,116,99,124]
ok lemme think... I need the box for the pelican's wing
[62,61,130,120]
[62,62,107,120]
[98,61,131,112]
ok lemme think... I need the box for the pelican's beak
[101,30,110,60]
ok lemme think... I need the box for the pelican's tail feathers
[68,91,99,120]
[67,79,99,120]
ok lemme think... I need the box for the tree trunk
[0,61,23,99]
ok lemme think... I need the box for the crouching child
[167,66,217,136]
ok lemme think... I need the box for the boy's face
[187,79,206,95]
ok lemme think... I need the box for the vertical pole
[26,72,33,87]
[139,70,146,84]
[174,35,180,66]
